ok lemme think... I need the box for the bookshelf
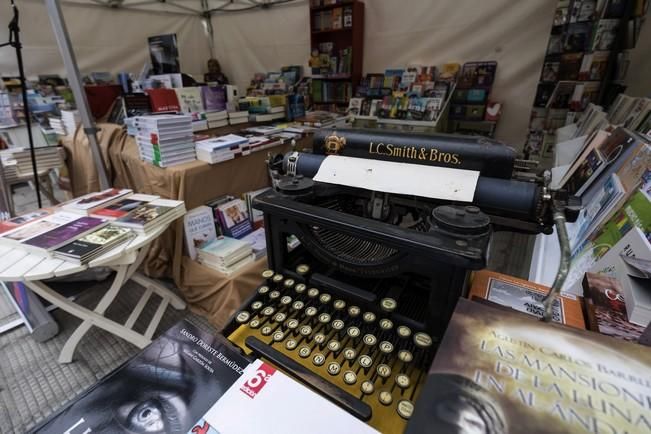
[309,0,364,112]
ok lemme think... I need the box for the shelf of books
[524,0,646,162]
[309,0,364,112]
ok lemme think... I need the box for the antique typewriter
[222,129,578,433]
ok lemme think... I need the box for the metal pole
[4,0,42,208]
[44,0,110,190]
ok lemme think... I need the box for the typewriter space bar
[245,336,372,421]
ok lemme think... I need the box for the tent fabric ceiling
[56,0,303,15]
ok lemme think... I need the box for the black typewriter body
[222,182,493,433]
[221,129,577,433]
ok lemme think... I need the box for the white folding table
[0,221,186,363]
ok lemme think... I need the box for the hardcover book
[146,88,181,113]
[23,216,107,251]
[406,298,651,434]
[35,319,249,434]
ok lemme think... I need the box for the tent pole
[44,0,110,191]
[201,0,215,58]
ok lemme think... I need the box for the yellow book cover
[407,298,651,434]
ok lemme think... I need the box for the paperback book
[35,319,249,434]
[214,199,253,239]
[61,188,133,215]
[0,212,82,245]
[22,216,108,252]
[115,199,185,234]
[0,209,52,234]
[90,194,159,220]
[184,205,218,260]
[53,225,133,264]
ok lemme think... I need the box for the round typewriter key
[379,341,394,354]
[397,400,415,419]
[280,296,292,306]
[261,270,274,279]
[395,374,410,389]
[348,306,361,318]
[379,391,393,406]
[298,346,311,358]
[249,319,261,329]
[327,340,341,352]
[272,330,285,342]
[261,306,275,316]
[291,300,304,311]
[305,306,318,317]
[318,313,331,324]
[285,339,298,350]
[312,353,325,366]
[286,319,299,330]
[343,347,357,361]
[360,381,375,395]
[380,298,398,313]
[235,311,250,323]
[331,319,345,331]
[413,332,433,348]
[272,274,284,284]
[327,362,341,376]
[363,334,377,346]
[398,350,413,363]
[376,364,391,379]
[296,264,310,275]
[343,371,357,385]
[347,326,361,339]
[358,355,373,368]
[258,285,269,295]
[284,279,295,289]
[379,319,393,331]
[273,312,287,323]
[319,293,332,304]
[307,288,319,298]
[397,325,411,339]
[269,290,280,300]
[251,301,263,311]
[362,312,376,323]
[294,283,306,294]
[333,299,346,310]
[314,333,326,345]
[261,326,273,336]
[299,325,312,336]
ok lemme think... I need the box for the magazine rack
[0,220,186,363]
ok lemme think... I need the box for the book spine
[312,128,516,179]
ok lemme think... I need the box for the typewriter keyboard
[227,267,436,434]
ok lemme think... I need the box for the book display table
[0,220,186,363]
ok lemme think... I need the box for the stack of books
[241,227,266,259]
[196,236,254,275]
[61,110,80,135]
[115,198,186,234]
[0,209,52,234]
[195,134,249,164]
[53,225,134,265]
[13,147,62,174]
[192,119,208,132]
[133,115,196,167]
[228,110,249,125]
[61,188,133,215]
[49,117,66,136]
[205,110,228,129]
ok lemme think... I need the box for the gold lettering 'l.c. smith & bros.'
[368,141,462,165]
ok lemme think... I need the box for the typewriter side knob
[430,205,490,236]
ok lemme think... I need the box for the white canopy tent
[1,0,648,147]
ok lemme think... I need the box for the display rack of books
[345,63,460,133]
[524,0,646,162]
[308,0,364,113]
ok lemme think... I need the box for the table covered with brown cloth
[62,121,310,328]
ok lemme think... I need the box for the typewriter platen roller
[222,129,578,433]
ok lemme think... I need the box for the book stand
[0,221,185,363]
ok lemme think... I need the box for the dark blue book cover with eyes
[34,319,249,434]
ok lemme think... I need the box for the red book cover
[146,88,181,113]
